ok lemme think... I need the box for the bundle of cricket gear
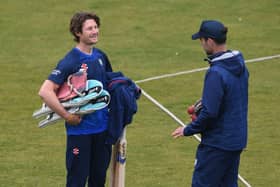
[32,70,110,128]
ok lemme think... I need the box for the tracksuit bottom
[192,144,242,187]
[66,131,112,187]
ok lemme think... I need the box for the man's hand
[171,126,185,138]
[65,113,81,125]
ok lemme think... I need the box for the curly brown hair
[69,12,100,42]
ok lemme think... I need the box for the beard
[205,48,214,56]
[206,52,212,55]
[79,35,98,46]
[85,39,98,46]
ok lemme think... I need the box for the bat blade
[110,128,127,187]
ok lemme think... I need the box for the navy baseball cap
[192,20,226,40]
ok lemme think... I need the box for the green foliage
[0,0,279,186]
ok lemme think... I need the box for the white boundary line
[135,54,280,84]
[135,67,208,84]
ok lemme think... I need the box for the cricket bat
[110,127,127,187]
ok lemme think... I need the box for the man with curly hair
[38,12,113,187]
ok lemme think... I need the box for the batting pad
[37,90,110,128]
[32,80,103,119]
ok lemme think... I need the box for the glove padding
[186,99,202,121]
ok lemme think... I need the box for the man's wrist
[65,113,74,122]
[183,124,191,136]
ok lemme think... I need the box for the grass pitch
[0,0,280,186]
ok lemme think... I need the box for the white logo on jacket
[98,59,103,66]
[51,69,61,76]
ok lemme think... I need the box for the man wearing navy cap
[172,20,249,187]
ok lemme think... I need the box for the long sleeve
[184,70,224,136]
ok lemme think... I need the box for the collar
[204,50,238,64]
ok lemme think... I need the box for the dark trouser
[192,144,242,187]
[66,131,112,187]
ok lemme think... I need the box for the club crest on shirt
[80,63,88,72]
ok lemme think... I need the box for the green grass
[0,0,280,186]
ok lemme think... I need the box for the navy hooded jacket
[105,72,141,144]
[184,50,249,151]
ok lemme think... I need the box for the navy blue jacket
[184,50,249,151]
[105,72,141,144]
